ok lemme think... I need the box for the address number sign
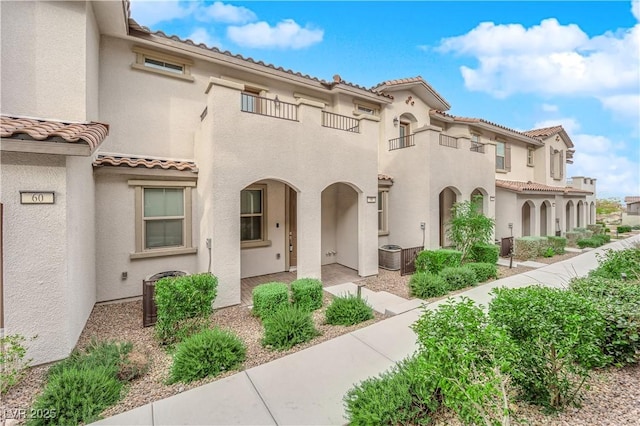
[20,191,55,204]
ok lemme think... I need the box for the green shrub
[170,328,246,383]
[489,286,608,408]
[464,262,498,282]
[252,282,289,319]
[469,243,499,264]
[27,366,123,426]
[617,225,633,233]
[415,249,462,274]
[542,247,555,257]
[409,271,449,299]
[587,224,604,235]
[590,247,640,280]
[565,231,582,247]
[262,306,319,350]
[438,266,478,290]
[547,236,567,254]
[577,237,603,248]
[155,273,218,344]
[47,340,131,379]
[344,355,439,426]
[412,298,515,425]
[290,278,323,312]
[514,236,548,259]
[447,197,495,262]
[1,334,33,395]
[570,276,640,366]
[325,294,374,326]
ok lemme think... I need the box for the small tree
[447,197,494,262]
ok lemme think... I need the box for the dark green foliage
[344,355,439,426]
[438,266,478,290]
[589,246,640,280]
[252,282,289,319]
[542,247,555,257]
[547,236,567,255]
[489,286,608,408]
[325,294,374,326]
[515,236,548,259]
[415,249,462,274]
[570,276,640,366]
[262,305,319,350]
[27,367,123,426]
[155,273,218,344]
[412,298,516,425]
[409,271,449,299]
[464,262,498,282]
[617,225,632,233]
[577,237,603,248]
[170,328,246,383]
[290,278,323,312]
[47,340,131,379]
[447,197,495,262]
[469,243,499,264]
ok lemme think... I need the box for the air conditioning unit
[378,245,401,270]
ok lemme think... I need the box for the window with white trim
[378,190,389,235]
[354,101,380,116]
[129,180,196,259]
[132,46,194,81]
[496,141,506,170]
[527,147,535,166]
[241,185,267,245]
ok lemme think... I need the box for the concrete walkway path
[94,235,639,426]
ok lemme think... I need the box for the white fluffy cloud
[437,9,640,121]
[187,28,220,48]
[130,0,195,27]
[197,2,256,24]
[534,118,580,134]
[633,0,640,21]
[227,20,323,49]
[541,103,559,112]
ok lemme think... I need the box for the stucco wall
[1,1,90,121]
[0,152,70,364]
[321,185,338,266]
[85,1,100,120]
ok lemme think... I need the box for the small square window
[132,46,194,81]
[241,185,269,247]
[378,190,389,235]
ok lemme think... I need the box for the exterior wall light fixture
[393,116,399,126]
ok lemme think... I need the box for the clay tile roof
[128,19,390,100]
[430,110,542,143]
[496,179,592,195]
[523,125,564,138]
[625,196,640,204]
[1,115,109,150]
[378,173,393,181]
[94,154,198,172]
[372,76,450,109]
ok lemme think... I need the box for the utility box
[500,237,514,257]
[379,245,402,270]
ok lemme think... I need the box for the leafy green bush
[344,355,439,426]
[155,273,218,344]
[564,231,582,248]
[447,197,495,262]
[547,236,567,255]
[489,286,608,408]
[415,249,462,274]
[542,247,555,257]
[325,294,374,326]
[617,225,633,233]
[409,271,449,299]
[28,366,123,426]
[1,334,34,395]
[412,298,515,425]
[577,237,604,248]
[170,328,246,383]
[290,278,323,312]
[469,243,499,264]
[438,266,478,290]
[514,236,548,259]
[587,224,604,235]
[262,306,319,350]
[252,282,289,319]
[570,276,640,366]
[590,247,640,280]
[464,262,498,282]
[47,340,131,379]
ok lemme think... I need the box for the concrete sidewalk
[94,235,639,426]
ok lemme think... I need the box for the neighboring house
[625,196,640,215]
[0,0,596,365]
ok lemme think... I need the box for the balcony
[439,134,458,148]
[388,134,415,151]
[241,93,298,121]
[470,141,485,153]
[322,111,359,133]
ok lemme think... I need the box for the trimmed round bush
[438,266,478,290]
[409,271,449,299]
[415,249,462,274]
[469,243,499,264]
[291,278,323,312]
[28,366,123,426]
[325,295,374,326]
[252,282,289,319]
[170,328,246,383]
[262,306,319,350]
[464,262,497,282]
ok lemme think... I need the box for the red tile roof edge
[430,110,542,143]
[372,76,451,110]
[625,196,640,204]
[378,173,393,181]
[496,179,593,195]
[94,154,198,172]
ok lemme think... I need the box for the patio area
[240,264,361,305]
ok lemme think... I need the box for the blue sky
[130,0,640,201]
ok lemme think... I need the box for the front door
[286,187,297,270]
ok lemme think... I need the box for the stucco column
[296,190,321,280]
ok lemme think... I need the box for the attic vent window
[354,101,379,116]
[132,46,194,82]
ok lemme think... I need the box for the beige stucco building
[0,0,596,365]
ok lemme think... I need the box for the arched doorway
[577,200,584,227]
[522,201,534,236]
[439,187,460,247]
[471,188,487,214]
[565,200,575,231]
[321,182,359,271]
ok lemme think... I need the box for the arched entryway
[439,186,460,247]
[321,182,359,271]
[565,200,575,231]
[540,200,551,236]
[522,201,534,236]
[471,188,487,214]
[577,200,584,228]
